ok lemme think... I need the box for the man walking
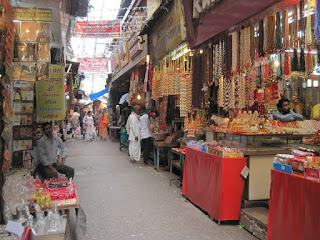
[128,105,141,163]
[36,122,74,180]
[70,108,80,138]
[140,106,151,166]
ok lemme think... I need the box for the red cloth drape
[182,147,247,221]
[267,170,320,240]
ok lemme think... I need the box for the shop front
[173,0,320,238]
[180,0,320,202]
[0,0,85,238]
[140,0,192,171]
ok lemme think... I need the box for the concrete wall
[10,0,62,49]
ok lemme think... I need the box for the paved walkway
[66,137,257,240]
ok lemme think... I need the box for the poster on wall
[36,65,65,122]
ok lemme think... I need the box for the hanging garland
[276,12,282,50]
[300,48,305,72]
[258,19,264,57]
[250,25,256,61]
[291,48,299,71]
[231,31,239,72]
[299,0,305,46]
[283,9,290,49]
[292,4,299,48]
[264,15,276,53]
[306,0,312,45]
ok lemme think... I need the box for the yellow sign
[36,65,65,122]
[13,8,52,21]
[150,0,185,64]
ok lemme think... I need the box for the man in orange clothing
[99,109,108,141]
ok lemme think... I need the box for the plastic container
[121,129,128,142]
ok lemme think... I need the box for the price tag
[241,166,250,179]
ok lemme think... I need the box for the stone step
[240,207,269,240]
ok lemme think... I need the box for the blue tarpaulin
[89,88,108,100]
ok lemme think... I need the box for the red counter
[182,147,247,222]
[267,170,320,240]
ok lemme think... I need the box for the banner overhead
[74,20,120,38]
[78,58,109,73]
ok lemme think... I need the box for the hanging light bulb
[137,94,141,100]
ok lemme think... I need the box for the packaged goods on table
[273,148,320,181]
[186,140,244,158]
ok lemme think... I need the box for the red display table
[182,147,247,222]
[267,170,320,240]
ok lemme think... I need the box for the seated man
[273,98,304,122]
[36,122,74,180]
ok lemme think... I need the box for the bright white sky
[71,0,122,60]
[72,0,122,96]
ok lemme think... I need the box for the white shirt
[37,135,67,166]
[140,113,151,139]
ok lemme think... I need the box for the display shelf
[13,124,33,127]
[14,112,33,115]
[13,100,34,103]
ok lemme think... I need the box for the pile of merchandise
[274,148,320,181]
[303,130,320,146]
[210,110,320,135]
[2,174,78,236]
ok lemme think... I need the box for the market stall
[204,111,320,201]
[182,146,247,222]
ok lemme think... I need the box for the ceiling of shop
[183,0,281,48]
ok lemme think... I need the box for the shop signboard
[150,0,185,64]
[36,65,65,122]
[74,20,120,38]
[78,58,108,73]
[119,40,129,68]
[128,33,144,59]
[13,8,52,21]
[110,53,120,73]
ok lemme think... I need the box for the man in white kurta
[128,105,141,162]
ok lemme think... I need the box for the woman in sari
[84,111,96,141]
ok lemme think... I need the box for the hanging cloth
[291,49,299,71]
[282,10,290,49]
[284,52,291,75]
[300,48,305,72]
[258,19,264,57]
[276,12,282,50]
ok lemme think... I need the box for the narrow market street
[66,137,257,240]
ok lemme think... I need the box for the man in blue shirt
[273,98,304,122]
[36,122,74,180]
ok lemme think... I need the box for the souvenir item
[36,22,51,42]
